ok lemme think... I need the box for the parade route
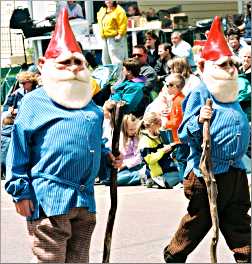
[1,181,235,263]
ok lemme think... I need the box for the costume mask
[201,16,238,103]
[41,7,92,109]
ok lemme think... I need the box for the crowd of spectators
[1,1,251,188]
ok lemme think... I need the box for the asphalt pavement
[1,181,235,263]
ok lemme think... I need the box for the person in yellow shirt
[97,0,128,65]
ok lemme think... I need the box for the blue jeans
[175,144,190,182]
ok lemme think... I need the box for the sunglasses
[163,82,175,88]
[132,53,144,58]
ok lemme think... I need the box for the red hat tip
[201,16,232,61]
[44,7,81,59]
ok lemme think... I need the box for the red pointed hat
[201,16,232,61]
[44,7,81,59]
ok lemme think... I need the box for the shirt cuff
[5,178,32,203]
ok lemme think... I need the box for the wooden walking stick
[102,101,126,263]
[199,98,219,264]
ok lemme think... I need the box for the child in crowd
[99,107,144,186]
[117,114,145,185]
[161,73,190,182]
[109,58,145,117]
[138,112,180,188]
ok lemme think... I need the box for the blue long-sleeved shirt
[178,83,249,178]
[5,88,104,220]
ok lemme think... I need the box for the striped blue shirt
[5,88,104,220]
[178,83,250,178]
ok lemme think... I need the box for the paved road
[1,181,235,263]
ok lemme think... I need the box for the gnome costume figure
[5,8,121,263]
[163,17,251,263]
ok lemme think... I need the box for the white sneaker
[152,176,165,188]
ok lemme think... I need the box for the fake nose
[67,64,79,73]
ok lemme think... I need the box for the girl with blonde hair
[99,113,144,186]
[138,112,180,188]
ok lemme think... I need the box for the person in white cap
[5,8,121,263]
[163,16,251,263]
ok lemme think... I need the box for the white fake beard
[202,62,238,103]
[41,60,92,109]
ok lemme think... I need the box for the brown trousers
[27,207,96,263]
[164,167,251,262]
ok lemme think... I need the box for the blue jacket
[110,76,145,115]
[5,88,104,220]
[178,83,249,178]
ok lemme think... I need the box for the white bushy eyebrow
[54,52,85,64]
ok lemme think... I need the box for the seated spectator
[237,46,251,121]
[237,74,251,121]
[144,30,160,68]
[227,32,248,63]
[239,45,251,82]
[171,31,196,70]
[132,45,157,103]
[168,57,201,96]
[98,109,144,186]
[117,114,145,185]
[2,71,38,121]
[161,73,190,181]
[154,42,173,94]
[160,74,185,144]
[138,112,180,188]
[226,27,248,47]
[109,58,145,117]
[145,81,173,117]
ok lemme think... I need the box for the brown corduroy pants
[164,167,251,263]
[27,207,96,263]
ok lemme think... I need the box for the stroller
[91,64,123,106]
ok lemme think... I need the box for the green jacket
[110,77,145,115]
[238,74,251,120]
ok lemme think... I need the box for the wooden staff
[199,98,219,263]
[102,101,126,263]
